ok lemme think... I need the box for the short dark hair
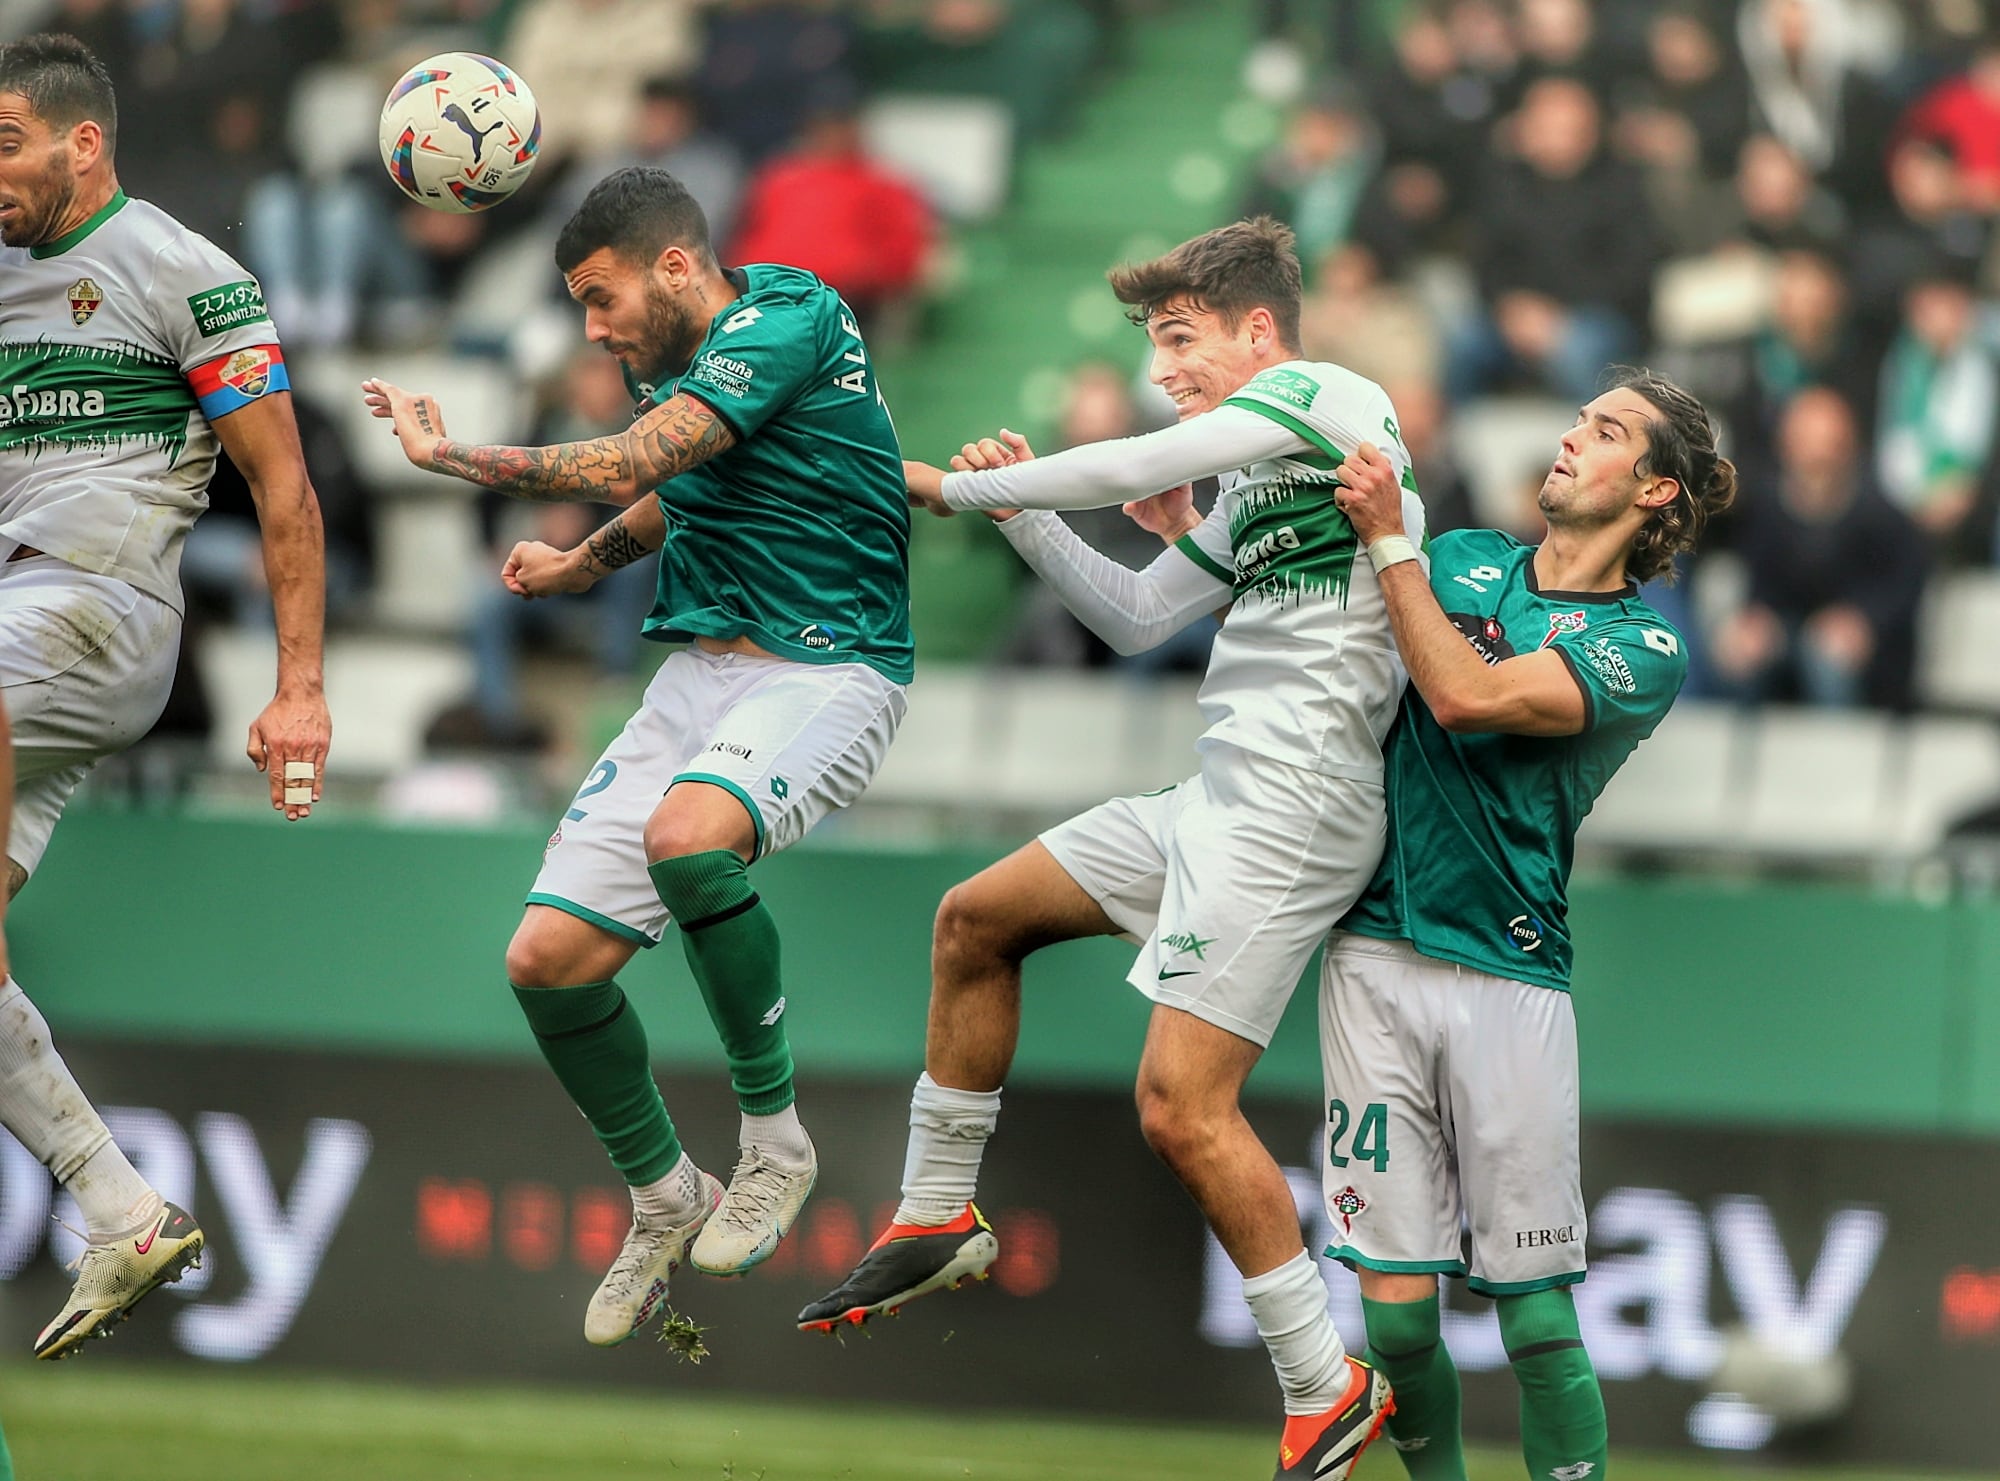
[555,166,713,275]
[1605,366,1737,585]
[0,33,117,156]
[1107,217,1304,350]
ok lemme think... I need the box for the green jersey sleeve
[677,299,817,440]
[1549,615,1687,737]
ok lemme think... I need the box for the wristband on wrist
[1366,534,1420,574]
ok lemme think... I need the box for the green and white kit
[0,192,287,874]
[943,360,1424,1043]
[1326,528,1688,1290]
[533,264,911,936]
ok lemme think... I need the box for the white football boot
[35,1200,205,1360]
[583,1169,724,1346]
[690,1133,817,1276]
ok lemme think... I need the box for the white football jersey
[1174,360,1426,781]
[0,191,289,610]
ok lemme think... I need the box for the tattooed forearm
[574,496,666,582]
[430,437,633,502]
[428,393,738,503]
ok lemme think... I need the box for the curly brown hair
[1605,367,1738,584]
[1105,217,1304,351]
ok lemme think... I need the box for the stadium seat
[1918,571,2000,713]
[197,631,473,776]
[985,670,1156,815]
[1736,707,1897,858]
[1887,715,2000,858]
[1579,699,1746,852]
[862,95,1015,221]
[1651,250,1777,348]
[1139,676,1208,789]
[286,64,382,182]
[1444,397,1573,531]
[368,496,488,633]
[864,665,1000,809]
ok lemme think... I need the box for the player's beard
[0,152,78,249]
[633,280,704,386]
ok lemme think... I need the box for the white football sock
[893,1071,1000,1226]
[0,976,155,1237]
[1242,1249,1350,1415]
[740,1102,812,1170]
[630,1151,707,1224]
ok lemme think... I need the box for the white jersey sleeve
[940,405,1307,512]
[994,506,1231,655]
[1221,362,1414,488]
[144,229,290,422]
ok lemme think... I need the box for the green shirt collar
[29,189,129,260]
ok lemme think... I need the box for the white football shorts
[0,555,181,878]
[529,645,905,945]
[1039,741,1385,1047]
[1318,933,1587,1295]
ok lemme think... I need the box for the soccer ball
[378,52,541,214]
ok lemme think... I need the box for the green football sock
[649,850,795,1115]
[1362,1293,1467,1481]
[0,1416,14,1481]
[1498,1288,1608,1481]
[511,979,682,1185]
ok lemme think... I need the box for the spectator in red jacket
[1898,35,2000,214]
[727,105,935,327]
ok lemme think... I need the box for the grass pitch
[0,1364,1985,1481]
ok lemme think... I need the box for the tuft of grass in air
[656,1308,711,1364]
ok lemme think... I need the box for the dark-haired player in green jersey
[1321,368,1737,1481]
[364,166,909,1345]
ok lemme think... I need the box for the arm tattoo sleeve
[430,394,738,503]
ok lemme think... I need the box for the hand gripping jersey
[1339,528,1689,988]
[0,191,289,610]
[1174,360,1423,780]
[639,262,913,683]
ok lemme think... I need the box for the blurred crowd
[5,0,1990,770]
[1198,0,2000,714]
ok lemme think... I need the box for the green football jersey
[1339,528,1687,989]
[640,263,912,682]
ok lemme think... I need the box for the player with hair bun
[1322,367,1735,1481]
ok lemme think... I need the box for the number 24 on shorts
[1327,1099,1389,1172]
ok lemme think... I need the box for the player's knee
[1135,1074,1197,1165]
[928,884,1008,976]
[505,921,582,989]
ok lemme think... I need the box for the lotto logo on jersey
[220,349,273,398]
[66,276,103,325]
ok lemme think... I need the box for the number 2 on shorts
[564,760,619,822]
[1327,1098,1390,1172]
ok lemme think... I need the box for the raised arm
[1335,444,1585,737]
[913,405,1306,515]
[363,381,737,505]
[995,507,1234,655]
[210,394,334,818]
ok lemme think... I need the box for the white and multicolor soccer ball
[378,52,541,214]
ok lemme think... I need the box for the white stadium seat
[1444,396,1574,532]
[985,670,1155,814]
[1580,699,1746,851]
[1919,571,2000,713]
[862,95,1014,222]
[1887,715,2000,858]
[1736,707,1896,858]
[368,497,487,633]
[289,352,529,496]
[863,665,998,809]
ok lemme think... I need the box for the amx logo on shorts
[1158,931,1216,982]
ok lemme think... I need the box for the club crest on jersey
[1541,610,1589,647]
[66,277,103,325]
[1330,1185,1367,1233]
[220,349,273,398]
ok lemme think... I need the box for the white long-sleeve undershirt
[940,404,1307,511]
[994,508,1230,656]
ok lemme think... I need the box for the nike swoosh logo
[134,1215,165,1256]
[1157,968,1200,981]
